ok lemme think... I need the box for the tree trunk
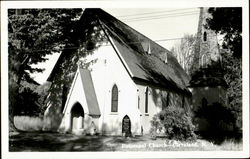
[9,77,19,133]
[9,115,18,132]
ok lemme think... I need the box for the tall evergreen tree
[206,8,242,58]
[8,9,83,131]
[205,7,242,131]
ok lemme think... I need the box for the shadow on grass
[197,131,242,145]
[9,132,146,151]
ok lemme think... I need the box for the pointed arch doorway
[70,102,84,133]
[122,115,131,137]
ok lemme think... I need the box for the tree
[195,102,236,143]
[221,51,242,131]
[205,7,242,132]
[170,34,196,75]
[35,82,52,115]
[42,9,107,131]
[8,9,83,131]
[206,7,242,58]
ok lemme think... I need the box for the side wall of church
[135,81,191,134]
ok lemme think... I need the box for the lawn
[9,132,242,151]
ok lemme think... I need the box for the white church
[43,8,192,136]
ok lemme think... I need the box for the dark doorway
[70,102,84,132]
[122,115,131,137]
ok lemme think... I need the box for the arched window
[162,92,169,110]
[138,96,140,109]
[201,54,207,67]
[111,84,118,112]
[203,32,207,41]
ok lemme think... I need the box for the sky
[31,8,200,84]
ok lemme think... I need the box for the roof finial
[147,42,151,55]
[165,52,168,64]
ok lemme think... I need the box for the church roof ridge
[47,8,191,95]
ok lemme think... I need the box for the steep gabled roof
[79,68,100,116]
[94,9,190,94]
[48,8,191,95]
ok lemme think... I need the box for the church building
[43,8,191,136]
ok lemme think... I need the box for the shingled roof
[79,68,100,116]
[48,8,191,95]
[189,63,228,88]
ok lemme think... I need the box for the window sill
[110,112,118,115]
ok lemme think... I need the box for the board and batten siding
[135,80,191,134]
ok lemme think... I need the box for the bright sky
[31,8,200,84]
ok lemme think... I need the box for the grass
[14,116,44,131]
[109,136,243,151]
[11,116,242,151]
[218,139,242,151]
[9,132,243,151]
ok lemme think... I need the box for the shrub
[150,105,196,141]
[195,102,238,140]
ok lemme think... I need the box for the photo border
[1,0,249,158]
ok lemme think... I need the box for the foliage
[191,50,242,132]
[206,7,242,58]
[195,102,235,128]
[13,87,41,116]
[8,9,83,83]
[8,9,83,131]
[170,34,196,75]
[195,102,240,142]
[221,51,242,130]
[205,7,242,131]
[44,9,107,121]
[35,82,52,113]
[150,105,196,141]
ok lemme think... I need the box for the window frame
[163,93,170,110]
[111,84,119,113]
[201,54,207,67]
[203,31,207,41]
[145,87,149,114]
